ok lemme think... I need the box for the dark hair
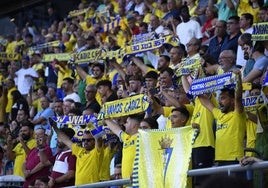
[160,55,170,62]
[20,120,34,130]
[202,54,217,65]
[139,22,148,29]
[11,90,23,104]
[129,113,144,124]
[228,16,240,23]
[63,77,74,85]
[69,108,82,115]
[240,33,252,47]
[251,83,262,90]
[145,71,159,80]
[141,117,158,129]
[241,13,254,25]
[172,107,190,122]
[160,67,174,76]
[60,128,75,139]
[96,80,112,89]
[220,87,235,98]
[39,85,48,95]
[93,63,105,73]
[254,41,265,53]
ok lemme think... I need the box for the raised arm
[75,64,88,81]
[198,94,215,112]
[131,56,149,75]
[104,119,123,137]
[234,70,244,113]
[226,0,237,10]
[50,118,73,149]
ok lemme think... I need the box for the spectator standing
[199,71,246,167]
[236,13,254,68]
[23,128,53,187]
[62,77,81,103]
[207,20,227,62]
[14,56,38,97]
[49,128,76,188]
[5,120,36,177]
[105,114,143,180]
[51,121,103,186]
[31,96,54,132]
[221,16,241,54]
[176,5,202,46]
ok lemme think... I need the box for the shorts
[192,146,215,186]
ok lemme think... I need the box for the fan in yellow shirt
[199,72,246,164]
[51,121,103,186]
[105,114,143,179]
[5,120,36,177]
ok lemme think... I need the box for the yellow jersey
[120,131,137,179]
[191,97,216,148]
[13,139,36,177]
[72,144,101,185]
[212,108,246,161]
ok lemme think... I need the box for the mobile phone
[149,88,158,95]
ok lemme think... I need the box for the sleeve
[163,106,173,117]
[71,143,84,157]
[119,131,131,143]
[40,108,54,119]
[195,22,203,39]
[67,154,77,171]
[30,68,38,78]
[212,107,222,119]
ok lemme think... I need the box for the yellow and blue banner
[103,18,121,32]
[132,127,197,188]
[52,115,105,137]
[242,95,264,112]
[98,94,149,120]
[189,72,236,96]
[252,22,268,41]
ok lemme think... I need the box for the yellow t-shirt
[99,146,116,181]
[13,139,36,177]
[5,41,16,54]
[6,87,17,113]
[56,65,73,88]
[32,98,42,112]
[238,0,259,23]
[143,13,152,23]
[191,97,216,148]
[32,63,44,72]
[72,144,101,185]
[120,131,137,179]
[212,108,246,161]
[245,117,257,157]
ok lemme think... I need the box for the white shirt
[236,27,253,67]
[63,92,81,103]
[176,19,203,46]
[134,2,145,15]
[15,68,38,95]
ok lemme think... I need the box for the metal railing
[66,161,268,188]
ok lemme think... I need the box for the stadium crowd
[0,0,268,187]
